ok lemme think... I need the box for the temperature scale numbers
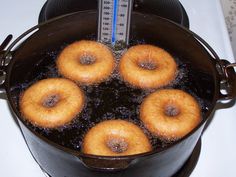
[99,0,113,42]
[98,0,132,45]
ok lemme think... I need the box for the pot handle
[0,67,6,91]
[189,31,236,100]
[80,156,136,172]
[216,59,236,100]
[0,35,13,91]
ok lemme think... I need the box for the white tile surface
[221,0,236,57]
[0,0,236,177]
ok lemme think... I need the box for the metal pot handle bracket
[0,35,13,91]
[191,32,236,100]
[216,60,236,100]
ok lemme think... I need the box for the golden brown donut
[82,119,152,156]
[57,40,115,85]
[140,89,201,141]
[119,44,177,89]
[20,78,84,128]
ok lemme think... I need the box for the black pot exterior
[2,11,227,177]
[19,118,204,177]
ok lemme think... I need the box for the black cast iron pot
[0,11,236,177]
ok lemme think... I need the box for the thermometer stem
[112,0,118,44]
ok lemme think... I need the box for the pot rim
[3,10,220,160]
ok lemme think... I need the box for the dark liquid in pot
[11,40,214,152]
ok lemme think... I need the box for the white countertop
[0,0,236,177]
[220,0,236,57]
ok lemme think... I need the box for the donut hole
[164,104,180,117]
[42,94,60,108]
[106,137,128,153]
[137,60,157,70]
[79,54,96,65]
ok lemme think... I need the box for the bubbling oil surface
[11,40,214,152]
